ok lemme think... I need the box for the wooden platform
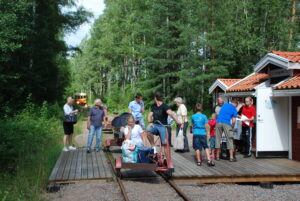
[172,151,300,183]
[49,148,113,183]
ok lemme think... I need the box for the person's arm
[124,127,131,140]
[167,109,181,125]
[231,117,236,129]
[205,123,210,137]
[141,102,145,113]
[147,111,154,127]
[87,116,91,130]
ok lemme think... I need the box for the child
[191,103,215,167]
[208,113,217,159]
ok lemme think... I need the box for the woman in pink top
[208,113,217,159]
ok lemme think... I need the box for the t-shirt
[124,124,143,145]
[151,103,170,125]
[63,104,73,115]
[208,119,216,137]
[241,105,256,127]
[191,113,208,135]
[176,104,188,124]
[88,106,105,127]
[217,103,237,126]
[128,100,144,118]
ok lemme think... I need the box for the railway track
[106,152,192,201]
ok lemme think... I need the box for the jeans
[135,116,146,129]
[176,122,189,151]
[87,125,102,150]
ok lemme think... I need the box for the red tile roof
[227,73,269,92]
[218,79,241,87]
[274,76,300,90]
[271,51,300,63]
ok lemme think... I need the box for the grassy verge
[0,102,63,201]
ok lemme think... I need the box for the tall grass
[0,102,64,201]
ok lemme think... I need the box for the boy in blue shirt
[215,100,238,162]
[191,103,215,167]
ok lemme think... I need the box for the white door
[256,87,289,156]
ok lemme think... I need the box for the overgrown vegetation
[0,102,63,201]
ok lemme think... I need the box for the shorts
[63,122,74,135]
[215,122,234,150]
[210,137,215,149]
[147,124,167,144]
[193,135,208,151]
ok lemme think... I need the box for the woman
[174,97,189,152]
[63,97,78,151]
[124,116,146,148]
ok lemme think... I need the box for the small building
[209,78,241,106]
[210,51,300,161]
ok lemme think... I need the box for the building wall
[256,88,289,153]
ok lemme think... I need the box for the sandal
[197,161,202,166]
[207,160,215,167]
[229,158,237,162]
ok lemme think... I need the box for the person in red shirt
[239,97,256,158]
[208,113,217,159]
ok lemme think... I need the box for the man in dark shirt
[147,93,181,156]
[87,99,107,153]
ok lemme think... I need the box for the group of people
[62,92,256,167]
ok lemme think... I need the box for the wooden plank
[87,150,94,179]
[81,148,88,179]
[98,151,109,178]
[49,151,64,181]
[102,152,113,178]
[55,151,69,180]
[95,151,106,178]
[68,148,79,180]
[91,151,100,178]
[62,150,75,180]
[75,148,83,179]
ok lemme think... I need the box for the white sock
[152,146,157,154]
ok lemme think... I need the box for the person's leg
[146,132,155,146]
[223,124,235,161]
[183,122,189,152]
[210,137,215,158]
[196,149,201,162]
[167,126,172,146]
[205,148,211,161]
[215,123,223,160]
[68,134,73,146]
[87,125,95,151]
[63,135,68,147]
[95,126,102,151]
[244,127,252,157]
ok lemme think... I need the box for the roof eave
[253,53,289,72]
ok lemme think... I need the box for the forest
[0,0,299,200]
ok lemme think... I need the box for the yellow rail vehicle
[74,93,87,107]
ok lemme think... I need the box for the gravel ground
[122,177,183,201]
[177,182,300,201]
[45,181,123,201]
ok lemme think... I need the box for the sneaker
[68,146,76,150]
[63,147,69,152]
[87,149,91,153]
[243,154,251,158]
[94,148,101,152]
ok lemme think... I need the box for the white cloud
[64,0,105,47]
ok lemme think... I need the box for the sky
[64,0,105,47]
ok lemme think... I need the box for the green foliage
[69,0,300,112]
[0,102,62,201]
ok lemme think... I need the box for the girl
[191,104,215,167]
[208,113,217,159]
[124,116,146,148]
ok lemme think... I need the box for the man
[128,93,145,129]
[87,99,107,153]
[215,99,238,162]
[147,93,181,157]
[239,97,256,158]
[214,97,224,116]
